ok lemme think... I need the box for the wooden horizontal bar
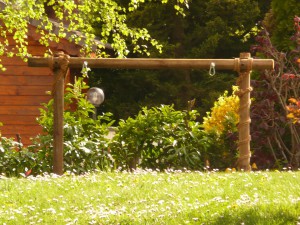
[28,57,274,71]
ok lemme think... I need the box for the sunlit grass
[0,170,300,224]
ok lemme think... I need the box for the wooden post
[236,53,253,171]
[51,52,69,175]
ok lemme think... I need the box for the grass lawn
[0,170,300,225]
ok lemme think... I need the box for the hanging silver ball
[87,87,104,107]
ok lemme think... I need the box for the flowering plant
[250,16,300,168]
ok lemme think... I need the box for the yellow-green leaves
[0,0,188,62]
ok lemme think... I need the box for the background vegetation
[1,2,300,224]
[90,0,267,121]
[1,0,300,174]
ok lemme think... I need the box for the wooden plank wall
[0,36,53,146]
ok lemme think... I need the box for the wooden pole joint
[234,52,254,73]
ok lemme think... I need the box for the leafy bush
[110,105,208,170]
[0,80,243,175]
[0,76,114,176]
[28,77,115,175]
[202,86,239,169]
[0,125,36,176]
[250,16,300,168]
[203,86,239,134]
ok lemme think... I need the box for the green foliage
[0,0,189,60]
[1,76,214,176]
[0,134,32,176]
[110,105,208,170]
[267,0,300,50]
[0,122,29,176]
[91,0,263,121]
[124,0,261,58]
[0,76,116,176]
[29,77,115,174]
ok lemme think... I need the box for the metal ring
[209,62,215,76]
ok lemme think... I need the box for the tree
[250,15,300,168]
[0,0,189,62]
[263,0,300,50]
[90,0,264,120]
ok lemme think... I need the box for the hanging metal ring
[209,62,216,76]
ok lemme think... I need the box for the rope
[238,119,251,128]
[236,152,252,171]
[238,136,251,146]
[50,52,70,96]
[247,57,253,72]
[234,87,253,98]
[234,58,240,72]
[236,71,251,86]
[238,153,252,161]
[235,60,252,171]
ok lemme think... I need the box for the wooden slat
[0,35,41,46]
[0,96,51,106]
[0,66,52,76]
[2,43,56,58]
[1,26,82,56]
[1,121,47,146]
[0,106,40,115]
[1,125,43,134]
[0,115,40,125]
[27,45,49,56]
[1,125,43,135]
[0,75,53,85]
[0,56,27,66]
[0,85,52,95]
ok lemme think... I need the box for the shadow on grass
[206,207,299,225]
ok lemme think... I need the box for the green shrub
[28,77,115,175]
[0,126,36,176]
[0,80,241,176]
[110,105,208,170]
